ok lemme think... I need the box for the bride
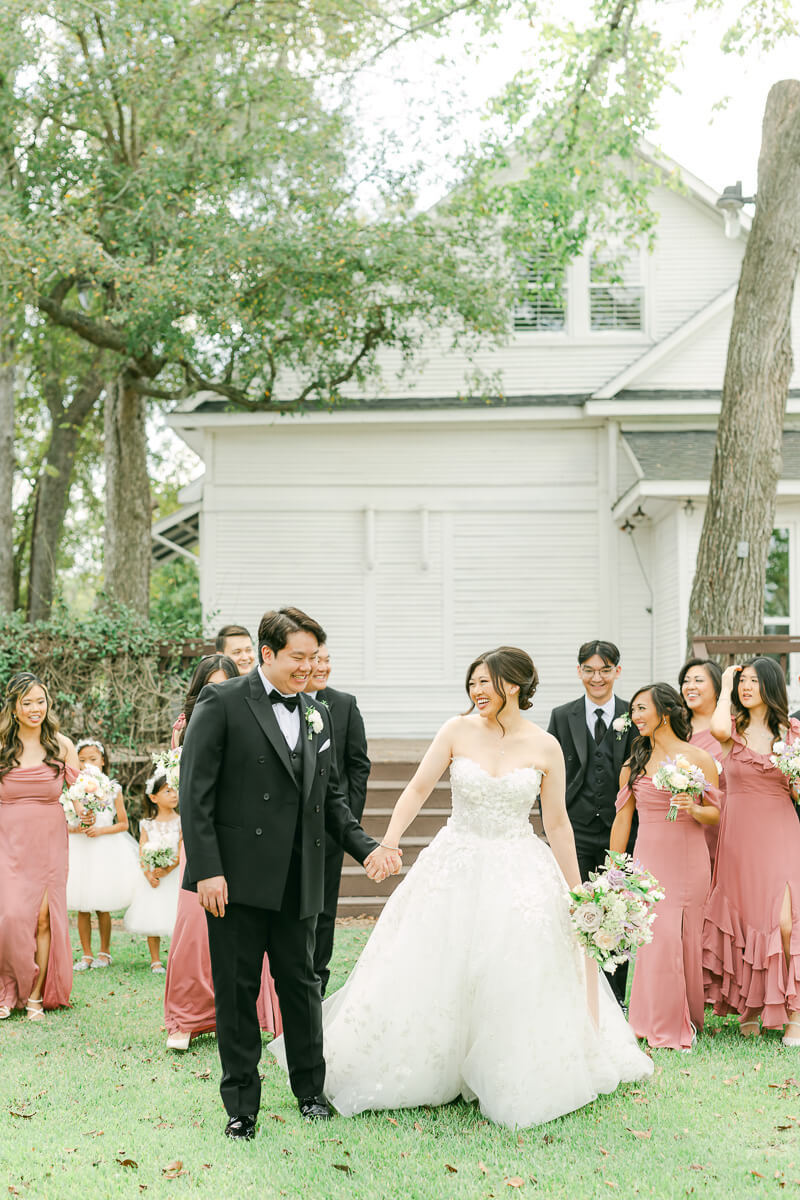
[270,646,652,1128]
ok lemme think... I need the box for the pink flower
[83,779,97,793]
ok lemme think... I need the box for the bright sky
[351,0,800,205]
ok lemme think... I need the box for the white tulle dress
[271,756,653,1128]
[66,799,139,913]
[124,817,182,937]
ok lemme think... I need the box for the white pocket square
[319,739,331,752]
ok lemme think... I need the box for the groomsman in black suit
[547,639,635,1007]
[305,641,371,996]
[180,608,395,1138]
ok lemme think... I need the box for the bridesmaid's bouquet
[569,852,664,974]
[151,746,181,792]
[59,794,80,828]
[63,764,118,818]
[141,843,178,871]
[769,740,800,799]
[652,755,708,821]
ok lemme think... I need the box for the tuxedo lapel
[245,672,296,785]
[299,693,316,804]
[567,698,589,772]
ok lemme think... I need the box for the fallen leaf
[193,1070,211,1080]
[9,1110,36,1119]
[505,1178,525,1189]
[723,1077,741,1085]
[413,1121,424,1132]
[86,1049,96,1057]
[162,1160,184,1179]
[83,1130,104,1137]
[269,1113,286,1123]
[778,1126,795,1131]
[605,1183,617,1190]
[445,1164,458,1174]
[517,1134,525,1147]
[117,1157,138,1169]
[332,1164,352,1174]
[599,1147,609,1156]
[754,1063,762,1072]
[680,1070,692,1076]
[386,1116,398,1125]
[689,1164,705,1171]
[627,1129,652,1140]
[751,1171,766,1179]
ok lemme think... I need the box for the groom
[547,639,635,1007]
[180,607,396,1139]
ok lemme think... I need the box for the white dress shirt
[259,667,301,749]
[584,693,616,739]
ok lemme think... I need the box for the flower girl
[124,768,181,973]
[67,739,139,971]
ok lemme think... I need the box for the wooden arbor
[691,635,800,676]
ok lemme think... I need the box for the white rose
[574,903,603,932]
[593,929,622,951]
[612,715,628,733]
[773,741,786,754]
[309,710,324,734]
[668,771,690,790]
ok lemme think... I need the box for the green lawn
[2,927,800,1199]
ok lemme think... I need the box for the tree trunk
[103,372,151,615]
[686,80,800,650]
[0,318,14,613]
[27,372,104,621]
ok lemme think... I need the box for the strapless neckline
[451,756,544,781]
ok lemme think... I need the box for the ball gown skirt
[0,763,78,1010]
[704,719,800,1028]
[617,775,717,1049]
[124,817,182,937]
[269,756,653,1129]
[66,803,140,912]
[164,844,283,1036]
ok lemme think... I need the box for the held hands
[364,844,403,883]
[669,791,697,818]
[198,875,229,918]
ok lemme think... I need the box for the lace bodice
[447,757,543,840]
[141,816,181,852]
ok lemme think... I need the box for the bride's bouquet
[769,739,800,800]
[63,764,118,819]
[141,843,178,871]
[652,754,708,821]
[569,852,664,974]
[150,746,181,793]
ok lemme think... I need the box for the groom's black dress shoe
[298,1095,332,1121]
[224,1113,257,1140]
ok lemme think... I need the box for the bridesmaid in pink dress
[0,673,82,1020]
[679,658,726,868]
[704,659,800,1044]
[164,655,282,1049]
[610,683,719,1050]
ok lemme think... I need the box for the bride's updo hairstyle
[626,682,692,792]
[465,646,538,734]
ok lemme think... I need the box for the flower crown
[76,738,106,756]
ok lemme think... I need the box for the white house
[157,154,800,736]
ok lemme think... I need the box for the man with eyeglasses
[547,639,634,1007]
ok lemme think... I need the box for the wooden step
[360,807,451,838]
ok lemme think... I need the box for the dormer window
[513,253,567,332]
[589,245,644,331]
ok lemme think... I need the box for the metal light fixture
[716,180,756,239]
[683,498,695,516]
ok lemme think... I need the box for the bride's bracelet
[379,842,400,852]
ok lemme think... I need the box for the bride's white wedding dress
[270,756,653,1128]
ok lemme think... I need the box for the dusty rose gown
[617,774,717,1049]
[703,718,800,1029]
[0,762,78,1011]
[690,727,726,868]
[163,718,282,1038]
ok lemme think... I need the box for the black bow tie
[270,691,299,712]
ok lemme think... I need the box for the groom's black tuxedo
[547,695,635,1006]
[181,667,378,1116]
[312,685,371,995]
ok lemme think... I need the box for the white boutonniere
[612,713,632,740]
[305,707,324,741]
